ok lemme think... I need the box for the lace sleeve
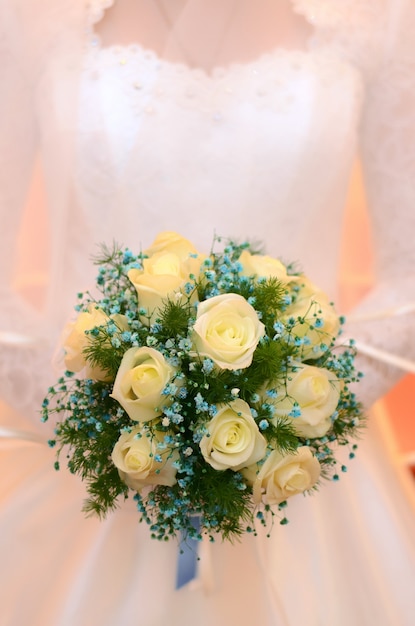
[0,4,52,420]
[0,1,88,426]
[0,6,37,301]
[344,0,415,407]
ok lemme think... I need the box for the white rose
[128,250,203,322]
[239,250,297,284]
[111,347,176,422]
[62,307,128,381]
[192,293,265,370]
[268,363,341,438]
[144,231,199,259]
[200,399,267,471]
[284,277,340,359]
[111,426,178,491]
[244,447,321,505]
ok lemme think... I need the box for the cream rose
[62,307,128,381]
[244,447,321,505]
[128,249,203,322]
[144,231,199,259]
[111,425,178,491]
[283,277,340,359]
[192,293,265,370]
[111,347,176,422]
[267,363,341,438]
[239,250,297,284]
[200,399,267,471]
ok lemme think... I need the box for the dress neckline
[85,0,317,81]
[88,39,321,83]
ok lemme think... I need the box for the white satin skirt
[1,402,415,626]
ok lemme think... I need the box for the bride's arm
[0,5,40,323]
[0,5,50,420]
[345,0,415,407]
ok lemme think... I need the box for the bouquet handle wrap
[176,515,215,592]
[176,515,202,589]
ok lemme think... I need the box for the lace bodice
[77,42,362,261]
[1,0,415,430]
[78,0,365,274]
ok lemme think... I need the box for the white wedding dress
[1,1,415,624]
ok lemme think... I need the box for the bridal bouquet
[42,232,363,542]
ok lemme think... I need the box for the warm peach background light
[12,160,415,470]
[14,158,50,311]
[340,162,415,469]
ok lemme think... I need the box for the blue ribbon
[176,515,201,589]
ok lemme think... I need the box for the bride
[1,1,415,624]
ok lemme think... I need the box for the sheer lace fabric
[0,1,415,624]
